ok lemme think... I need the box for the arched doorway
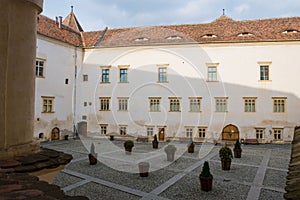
[51,127,60,140]
[222,124,239,141]
[158,127,165,141]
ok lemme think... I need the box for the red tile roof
[37,15,82,46]
[62,11,84,32]
[37,14,300,48]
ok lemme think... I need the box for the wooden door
[222,124,239,141]
[158,128,165,141]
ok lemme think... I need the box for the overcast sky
[42,0,300,32]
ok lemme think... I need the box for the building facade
[35,11,300,143]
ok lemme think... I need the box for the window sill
[118,82,129,84]
[169,111,181,112]
[41,111,55,114]
[149,111,161,112]
[206,80,219,82]
[258,80,272,82]
[100,82,111,84]
[118,110,128,112]
[189,111,201,113]
[99,110,111,111]
[36,76,45,79]
[157,81,169,83]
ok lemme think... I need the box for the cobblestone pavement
[42,139,291,200]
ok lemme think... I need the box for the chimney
[55,16,58,24]
[58,16,63,29]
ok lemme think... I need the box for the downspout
[73,47,78,138]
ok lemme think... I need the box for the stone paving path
[42,139,291,200]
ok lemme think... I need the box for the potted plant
[199,161,213,192]
[164,145,176,162]
[152,134,159,149]
[138,162,150,177]
[88,143,98,165]
[219,145,233,170]
[233,139,242,158]
[187,138,195,153]
[124,140,134,154]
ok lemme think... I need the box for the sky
[42,0,300,32]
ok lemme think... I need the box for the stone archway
[51,127,60,140]
[222,124,239,141]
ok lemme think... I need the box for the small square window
[100,124,108,135]
[147,126,154,136]
[42,96,54,113]
[273,128,283,140]
[120,126,127,135]
[186,127,193,138]
[83,74,88,81]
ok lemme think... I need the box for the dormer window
[135,37,149,41]
[202,34,217,38]
[282,29,298,34]
[238,32,254,37]
[166,35,182,40]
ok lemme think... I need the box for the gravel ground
[46,140,291,200]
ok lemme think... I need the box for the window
[244,97,256,112]
[186,127,194,138]
[215,97,228,112]
[149,97,161,112]
[120,126,127,135]
[189,97,201,112]
[84,102,87,107]
[83,74,88,81]
[118,97,128,111]
[65,79,69,84]
[273,97,286,113]
[258,62,271,81]
[198,127,206,138]
[82,115,87,120]
[119,65,129,83]
[147,126,154,136]
[36,59,45,77]
[169,97,181,112]
[99,97,110,111]
[42,96,54,113]
[100,124,108,135]
[101,69,110,83]
[255,128,265,139]
[158,67,167,82]
[207,63,219,81]
[273,128,283,140]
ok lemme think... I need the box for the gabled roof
[62,9,84,32]
[37,13,300,48]
[37,15,82,46]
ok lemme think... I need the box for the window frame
[243,97,257,113]
[215,97,228,112]
[206,63,219,82]
[118,97,129,111]
[99,97,111,111]
[36,58,45,78]
[272,128,283,140]
[119,125,127,135]
[255,128,265,140]
[189,97,202,112]
[41,96,54,113]
[272,97,287,113]
[185,127,194,138]
[258,61,272,81]
[198,127,206,138]
[169,97,181,112]
[118,65,129,83]
[100,124,108,135]
[83,74,88,82]
[146,126,155,136]
[149,97,161,112]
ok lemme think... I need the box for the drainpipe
[73,47,78,139]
